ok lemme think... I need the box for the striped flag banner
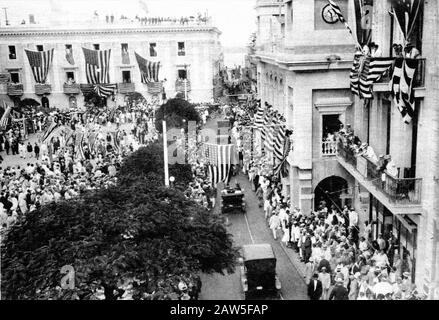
[0,101,12,130]
[134,52,161,83]
[265,113,278,153]
[261,105,272,142]
[274,130,292,178]
[350,50,363,96]
[327,0,362,49]
[41,121,59,143]
[274,114,287,163]
[399,58,417,124]
[254,101,264,127]
[93,83,117,98]
[25,48,54,84]
[82,47,111,84]
[359,57,395,99]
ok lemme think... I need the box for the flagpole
[163,119,170,187]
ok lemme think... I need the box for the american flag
[25,48,54,84]
[358,57,395,99]
[82,47,111,84]
[265,111,278,153]
[0,101,12,130]
[350,50,363,96]
[207,144,236,187]
[254,101,265,127]
[274,114,286,164]
[135,52,161,83]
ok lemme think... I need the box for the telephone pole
[2,7,9,26]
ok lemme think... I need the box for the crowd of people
[0,101,159,235]
[244,163,425,300]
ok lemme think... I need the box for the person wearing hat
[329,277,349,300]
[404,42,421,59]
[307,273,323,300]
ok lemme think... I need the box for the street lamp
[169,176,175,187]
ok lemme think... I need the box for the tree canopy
[1,142,237,300]
[155,98,200,133]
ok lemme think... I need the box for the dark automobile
[220,187,246,213]
[239,244,282,300]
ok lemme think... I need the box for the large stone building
[0,18,223,108]
[251,0,439,296]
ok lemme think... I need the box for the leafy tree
[1,143,237,300]
[155,98,200,133]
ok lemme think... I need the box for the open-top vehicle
[220,186,246,213]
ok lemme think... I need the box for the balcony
[7,83,24,96]
[35,83,52,95]
[364,157,422,205]
[175,79,191,92]
[374,58,426,92]
[118,82,135,94]
[147,81,163,95]
[322,141,337,157]
[337,143,423,213]
[63,83,81,94]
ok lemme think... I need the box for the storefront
[369,195,418,281]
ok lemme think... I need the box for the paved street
[199,117,308,300]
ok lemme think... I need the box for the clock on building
[322,4,339,24]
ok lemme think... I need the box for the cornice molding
[0,26,221,37]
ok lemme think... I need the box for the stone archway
[314,175,350,211]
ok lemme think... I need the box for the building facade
[251,0,439,297]
[0,20,223,108]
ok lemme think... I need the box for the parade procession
[1,0,439,311]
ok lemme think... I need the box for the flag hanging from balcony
[358,57,395,99]
[82,48,111,84]
[93,83,117,98]
[25,48,54,84]
[261,104,272,142]
[134,52,160,83]
[0,101,12,130]
[390,57,417,124]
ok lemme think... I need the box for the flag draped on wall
[135,52,160,83]
[273,114,286,164]
[274,130,292,179]
[254,101,264,127]
[65,47,75,65]
[0,101,12,130]
[389,0,423,123]
[25,48,54,84]
[82,47,111,84]
[350,50,363,96]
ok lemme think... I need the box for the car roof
[242,244,275,261]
